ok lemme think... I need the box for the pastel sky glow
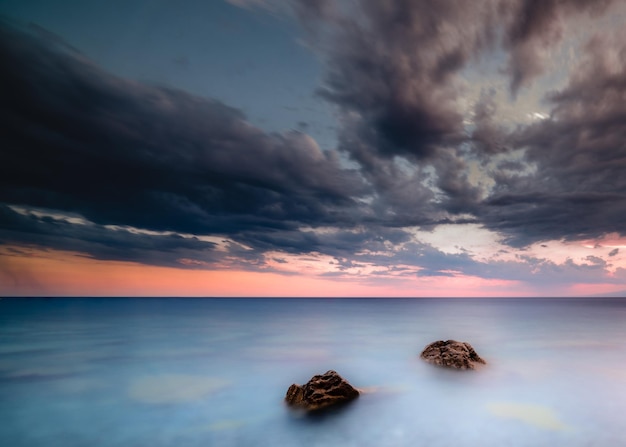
[2,0,626,297]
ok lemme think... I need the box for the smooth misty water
[1,298,626,446]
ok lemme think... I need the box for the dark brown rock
[285,370,359,411]
[420,340,486,370]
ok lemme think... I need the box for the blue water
[1,298,626,446]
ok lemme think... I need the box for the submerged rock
[420,340,486,370]
[285,370,359,411]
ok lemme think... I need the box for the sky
[2,0,626,297]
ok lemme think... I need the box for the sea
[1,297,626,447]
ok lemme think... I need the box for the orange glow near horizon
[0,245,623,297]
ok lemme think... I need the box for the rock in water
[285,370,359,411]
[420,340,486,370]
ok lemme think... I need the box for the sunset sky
[2,0,626,297]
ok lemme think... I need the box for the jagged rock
[285,370,359,411]
[420,340,486,370]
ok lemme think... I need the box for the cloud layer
[0,20,368,248]
[2,0,626,291]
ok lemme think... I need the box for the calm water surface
[1,298,626,446]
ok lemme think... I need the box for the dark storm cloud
[235,225,410,262]
[291,0,625,247]
[481,192,626,247]
[470,88,511,156]
[0,20,368,251]
[3,0,626,285]
[480,30,626,245]
[291,0,623,235]
[503,0,614,96]
[0,204,220,268]
[307,0,498,161]
[296,0,618,158]
[0,19,424,270]
[289,0,510,231]
[295,0,616,159]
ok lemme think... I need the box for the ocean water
[1,298,626,447]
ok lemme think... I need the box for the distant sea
[2,297,626,446]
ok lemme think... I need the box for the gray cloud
[339,237,625,290]
[503,0,615,96]
[308,0,497,161]
[2,1,626,291]
[0,204,220,268]
[289,1,506,231]
[480,30,626,245]
[0,20,368,254]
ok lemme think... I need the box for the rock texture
[420,340,486,370]
[285,370,359,411]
